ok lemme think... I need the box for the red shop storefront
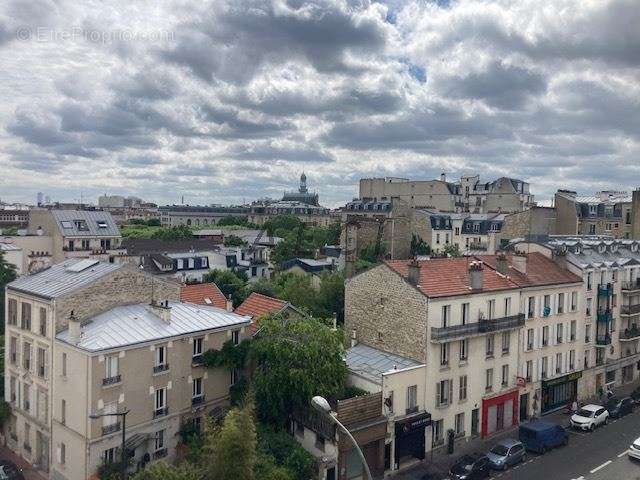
[481,388,519,438]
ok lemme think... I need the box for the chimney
[350,328,357,348]
[553,248,567,270]
[226,295,233,312]
[148,299,172,323]
[440,172,446,182]
[496,253,508,276]
[512,251,527,274]
[68,310,81,345]
[469,261,484,290]
[408,259,420,286]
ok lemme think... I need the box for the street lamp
[90,409,130,480]
[311,396,373,480]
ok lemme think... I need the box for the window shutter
[449,379,453,406]
[57,445,62,464]
[44,351,49,379]
[435,383,441,406]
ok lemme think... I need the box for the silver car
[486,438,527,470]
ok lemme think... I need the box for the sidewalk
[0,446,46,480]
[394,379,640,479]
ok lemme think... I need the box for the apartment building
[512,237,640,399]
[413,210,505,255]
[359,174,533,213]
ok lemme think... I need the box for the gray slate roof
[51,210,120,237]
[345,343,424,385]
[56,301,251,351]
[7,259,124,299]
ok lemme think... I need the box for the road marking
[618,450,629,457]
[590,460,612,474]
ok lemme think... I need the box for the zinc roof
[345,343,423,385]
[51,210,120,237]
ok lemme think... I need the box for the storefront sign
[541,370,582,388]
[395,411,431,436]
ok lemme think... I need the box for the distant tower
[37,192,43,206]
[299,172,308,194]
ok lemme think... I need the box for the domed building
[281,172,320,206]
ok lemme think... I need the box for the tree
[130,462,201,480]
[443,243,461,257]
[271,273,316,313]
[314,271,345,322]
[410,234,431,256]
[203,401,257,480]
[151,225,193,240]
[263,215,303,237]
[0,250,17,335]
[250,315,348,424]
[224,235,247,247]
[202,269,247,306]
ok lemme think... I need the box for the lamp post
[90,409,130,480]
[311,396,373,480]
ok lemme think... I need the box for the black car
[0,460,25,480]
[631,387,640,404]
[606,396,634,418]
[448,454,492,480]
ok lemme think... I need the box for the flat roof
[345,343,423,385]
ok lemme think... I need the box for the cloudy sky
[1,0,639,207]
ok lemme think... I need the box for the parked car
[631,386,640,404]
[628,435,640,461]
[519,420,568,453]
[606,396,634,418]
[486,439,526,470]
[447,454,492,480]
[570,404,609,431]
[0,461,25,480]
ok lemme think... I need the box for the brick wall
[345,264,428,362]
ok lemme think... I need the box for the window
[504,297,511,316]
[569,350,575,370]
[39,308,47,336]
[58,443,66,465]
[436,233,440,245]
[37,347,46,378]
[525,360,533,382]
[232,330,240,346]
[21,303,31,330]
[154,346,168,373]
[585,324,592,343]
[23,384,31,411]
[433,419,444,445]
[406,385,418,413]
[103,447,117,464]
[556,353,562,374]
[501,365,509,387]
[571,292,578,311]
[557,293,564,314]
[541,357,548,379]
[177,259,184,269]
[459,339,468,361]
[105,355,119,383]
[103,402,118,429]
[587,273,593,290]
[155,429,165,452]
[61,399,66,425]
[61,353,67,377]
[455,412,465,436]
[193,377,203,399]
[440,343,450,367]
[9,337,18,365]
[461,303,469,325]
[542,326,549,347]
[23,342,32,371]
[527,297,535,318]
[8,298,17,325]
[155,388,166,416]
[570,321,576,341]
[442,305,451,327]
[486,335,495,357]
[543,295,551,316]
[486,369,494,391]
[526,329,534,351]
[556,324,564,344]
[193,337,203,359]
[501,331,510,354]
[487,299,496,319]
[459,375,467,401]
[436,379,452,407]
[586,298,592,316]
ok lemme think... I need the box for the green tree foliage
[410,234,431,256]
[443,243,461,257]
[315,271,345,321]
[146,218,161,227]
[202,401,257,480]
[257,426,314,480]
[202,269,248,306]
[130,461,201,480]
[218,216,259,228]
[151,225,194,240]
[224,235,247,247]
[0,251,17,335]
[250,315,347,424]
[271,273,316,313]
[245,278,278,299]
[263,215,303,237]
[203,339,251,370]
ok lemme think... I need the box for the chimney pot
[469,261,484,290]
[512,251,528,274]
[226,295,233,312]
[496,253,508,275]
[68,310,81,345]
[408,259,420,286]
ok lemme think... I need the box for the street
[495,410,640,480]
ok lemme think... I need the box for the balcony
[191,355,204,366]
[191,395,205,407]
[102,374,122,386]
[621,305,640,316]
[102,422,121,435]
[431,314,525,342]
[597,309,612,323]
[598,284,613,297]
[622,279,640,293]
[596,334,612,347]
[153,364,169,374]
[153,407,168,418]
[620,326,640,341]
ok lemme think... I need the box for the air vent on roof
[61,221,73,229]
[97,221,108,228]
[66,259,100,272]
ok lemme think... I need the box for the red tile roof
[478,252,582,287]
[385,257,519,298]
[180,283,227,309]
[234,292,289,333]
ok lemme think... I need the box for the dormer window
[61,221,73,229]
[73,220,88,231]
[96,221,108,228]
[632,243,639,253]
[599,244,606,253]
[589,204,597,215]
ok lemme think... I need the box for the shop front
[481,389,519,438]
[541,371,582,413]
[393,411,430,470]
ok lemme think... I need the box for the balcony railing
[431,314,525,342]
[153,407,168,418]
[597,309,612,323]
[620,327,640,341]
[192,395,205,406]
[596,334,612,346]
[192,354,204,366]
[621,305,640,316]
[153,364,169,374]
[153,448,168,460]
[598,284,613,297]
[102,423,121,435]
[622,279,640,292]
[102,374,122,386]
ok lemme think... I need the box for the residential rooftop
[479,252,583,287]
[56,301,250,352]
[180,283,227,309]
[50,209,120,237]
[346,343,423,386]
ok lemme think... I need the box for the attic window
[97,221,108,228]
[74,220,89,231]
[61,221,73,229]
[204,297,212,305]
